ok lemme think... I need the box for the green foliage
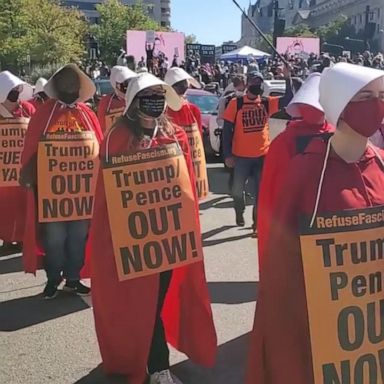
[283,24,317,38]
[256,34,274,54]
[29,63,63,83]
[91,0,162,65]
[185,34,198,44]
[0,0,87,71]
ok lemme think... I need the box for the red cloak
[257,120,334,268]
[21,99,103,274]
[97,93,125,133]
[90,124,217,383]
[247,139,384,384]
[28,97,45,110]
[0,101,35,242]
[166,101,202,135]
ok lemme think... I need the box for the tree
[283,24,317,38]
[185,34,198,44]
[0,0,87,72]
[91,0,162,65]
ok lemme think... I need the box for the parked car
[185,88,219,157]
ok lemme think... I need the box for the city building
[63,0,171,27]
[240,0,384,51]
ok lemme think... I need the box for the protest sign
[37,131,99,222]
[184,123,209,199]
[105,107,124,133]
[103,143,203,281]
[300,206,384,384]
[0,117,28,187]
[277,37,320,59]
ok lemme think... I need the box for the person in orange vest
[20,64,103,299]
[0,71,35,255]
[97,65,137,133]
[29,77,49,109]
[222,68,293,235]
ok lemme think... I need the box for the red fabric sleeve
[188,102,203,135]
[97,94,111,134]
[20,101,36,117]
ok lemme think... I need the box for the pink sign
[126,30,185,61]
[276,37,320,59]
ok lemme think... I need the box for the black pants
[147,270,173,374]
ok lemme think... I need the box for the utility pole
[273,0,279,47]
[364,5,370,51]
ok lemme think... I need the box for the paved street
[0,121,285,384]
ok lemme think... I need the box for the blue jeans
[42,220,90,282]
[232,156,265,224]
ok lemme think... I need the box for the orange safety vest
[226,96,279,158]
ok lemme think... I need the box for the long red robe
[97,93,125,133]
[0,101,35,242]
[21,99,103,274]
[166,101,202,135]
[257,120,334,269]
[247,139,384,383]
[90,124,217,383]
[29,97,46,110]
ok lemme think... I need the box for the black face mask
[248,84,263,96]
[57,91,79,105]
[7,90,20,102]
[138,95,166,118]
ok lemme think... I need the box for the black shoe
[63,281,91,296]
[236,213,245,227]
[252,224,257,238]
[43,281,59,300]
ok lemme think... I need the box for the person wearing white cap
[29,77,49,109]
[164,67,209,200]
[0,71,35,255]
[20,64,103,299]
[90,73,217,384]
[256,73,334,260]
[97,65,137,133]
[246,63,384,384]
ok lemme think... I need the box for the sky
[172,0,251,46]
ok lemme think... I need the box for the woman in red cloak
[164,67,202,135]
[0,71,35,254]
[257,72,334,269]
[247,63,384,383]
[90,73,216,384]
[21,64,102,299]
[97,65,137,133]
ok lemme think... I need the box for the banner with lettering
[37,131,99,223]
[300,206,384,384]
[0,117,29,187]
[102,143,203,281]
[184,123,209,200]
[105,107,124,134]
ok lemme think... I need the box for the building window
[370,11,374,21]
[377,8,380,18]
[359,14,362,24]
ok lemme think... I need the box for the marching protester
[30,77,49,109]
[90,73,217,384]
[256,72,334,269]
[222,67,293,235]
[0,71,35,254]
[164,67,209,200]
[247,63,384,383]
[97,65,137,133]
[20,64,103,299]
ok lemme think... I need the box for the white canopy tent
[220,45,271,61]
